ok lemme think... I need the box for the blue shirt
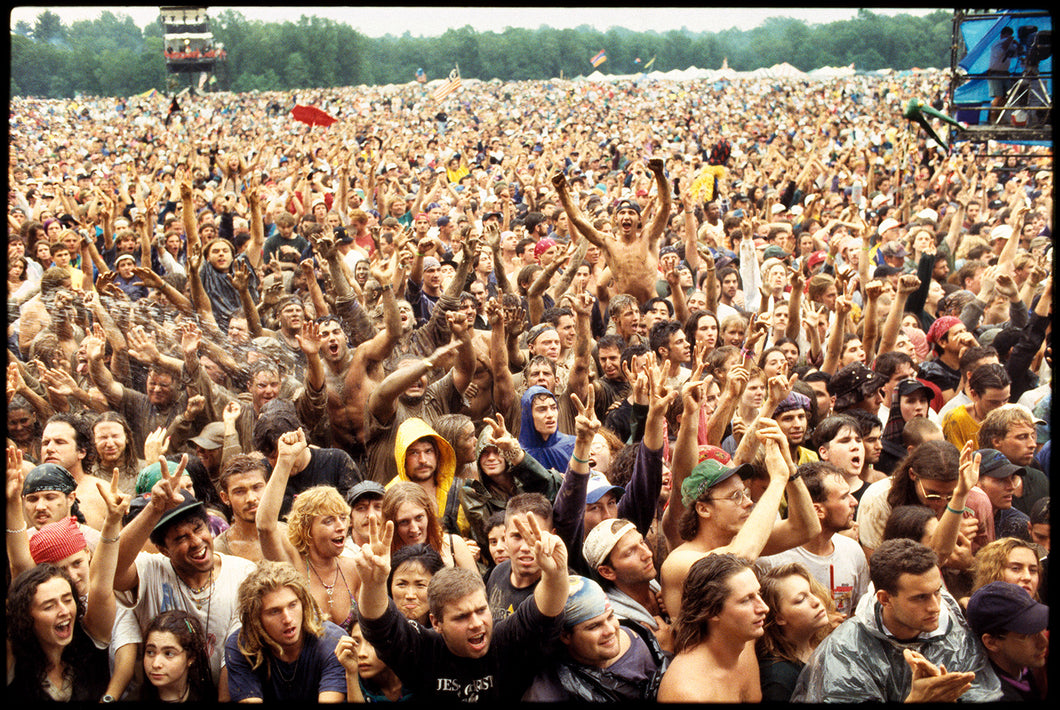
[225,620,348,702]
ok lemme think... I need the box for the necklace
[274,655,298,684]
[171,559,214,641]
[306,556,340,602]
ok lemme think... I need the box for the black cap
[895,378,934,401]
[614,198,642,215]
[976,449,1028,479]
[966,581,1048,636]
[151,489,205,538]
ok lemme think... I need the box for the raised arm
[704,365,749,447]
[256,429,306,565]
[785,264,804,343]
[757,421,821,556]
[5,446,34,579]
[645,158,673,249]
[717,420,791,560]
[84,325,125,407]
[366,340,461,423]
[484,299,516,415]
[549,237,590,302]
[114,455,188,592]
[245,185,264,269]
[445,311,476,395]
[516,513,570,618]
[661,378,709,550]
[861,280,882,362]
[562,292,595,406]
[527,243,573,326]
[930,442,979,564]
[551,172,609,249]
[350,516,395,621]
[820,295,851,375]
[83,468,131,643]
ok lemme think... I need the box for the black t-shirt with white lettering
[360,596,562,701]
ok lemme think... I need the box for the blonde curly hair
[285,485,350,556]
[236,561,324,671]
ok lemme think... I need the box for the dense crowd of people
[6,68,1051,702]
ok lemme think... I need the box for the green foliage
[9,9,956,98]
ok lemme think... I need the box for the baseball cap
[680,446,751,507]
[989,224,1013,242]
[966,581,1049,636]
[976,449,1028,479]
[151,489,205,539]
[583,519,637,571]
[915,208,939,224]
[763,245,790,261]
[807,250,827,269]
[880,241,908,258]
[878,218,901,234]
[614,198,642,215]
[873,264,902,278]
[345,480,386,506]
[895,378,935,401]
[189,422,225,450]
[586,471,624,505]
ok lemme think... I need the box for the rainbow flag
[591,50,607,68]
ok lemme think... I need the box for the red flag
[291,105,337,128]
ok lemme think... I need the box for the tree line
[11,9,954,98]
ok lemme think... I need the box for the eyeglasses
[706,488,751,504]
[914,477,953,504]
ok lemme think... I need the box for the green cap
[680,455,755,508]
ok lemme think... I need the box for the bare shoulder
[658,651,712,702]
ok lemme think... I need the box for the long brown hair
[886,439,959,510]
[755,563,837,665]
[672,553,751,653]
[382,481,443,554]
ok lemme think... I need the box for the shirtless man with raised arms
[552,158,671,305]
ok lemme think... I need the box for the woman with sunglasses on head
[857,440,994,566]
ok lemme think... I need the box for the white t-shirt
[759,534,870,618]
[114,551,256,684]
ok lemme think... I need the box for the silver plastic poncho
[791,587,1002,703]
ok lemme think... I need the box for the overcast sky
[10,6,942,37]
